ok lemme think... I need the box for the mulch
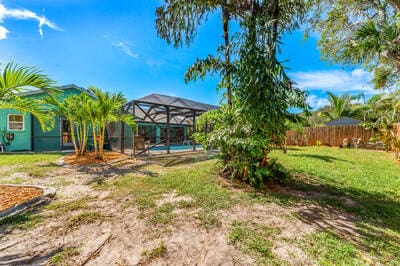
[0,185,43,213]
[63,151,128,166]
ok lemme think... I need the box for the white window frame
[7,114,25,131]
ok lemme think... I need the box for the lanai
[117,94,218,156]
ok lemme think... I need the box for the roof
[326,117,362,127]
[18,84,93,97]
[134,93,219,112]
[123,93,219,126]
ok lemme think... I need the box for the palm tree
[0,62,56,131]
[339,20,400,89]
[46,93,91,156]
[87,86,135,159]
[319,92,364,120]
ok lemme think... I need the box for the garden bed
[63,152,128,165]
[0,185,43,212]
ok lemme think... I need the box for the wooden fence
[286,125,375,146]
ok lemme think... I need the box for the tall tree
[156,0,236,106]
[307,0,400,89]
[167,0,309,187]
[0,62,56,131]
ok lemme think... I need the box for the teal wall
[1,86,86,152]
[0,109,32,151]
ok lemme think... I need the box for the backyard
[0,147,399,265]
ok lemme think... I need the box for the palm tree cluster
[47,86,135,159]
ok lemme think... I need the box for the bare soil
[63,151,128,166]
[0,185,43,212]
[0,157,364,265]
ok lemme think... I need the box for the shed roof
[326,117,362,127]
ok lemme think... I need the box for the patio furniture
[351,138,362,148]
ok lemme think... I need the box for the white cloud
[0,25,9,39]
[104,35,139,59]
[290,68,373,93]
[0,3,61,39]
[307,94,330,109]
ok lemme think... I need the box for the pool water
[150,144,202,151]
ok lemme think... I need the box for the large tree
[307,0,400,89]
[157,0,309,187]
[0,62,56,131]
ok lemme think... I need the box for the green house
[0,85,91,152]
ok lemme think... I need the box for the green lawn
[0,153,62,167]
[0,153,62,179]
[271,147,400,229]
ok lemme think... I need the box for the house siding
[1,86,88,152]
[0,109,32,151]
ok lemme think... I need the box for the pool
[150,144,202,151]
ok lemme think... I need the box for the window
[7,114,25,130]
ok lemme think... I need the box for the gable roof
[326,116,362,127]
[18,84,91,97]
[134,93,219,112]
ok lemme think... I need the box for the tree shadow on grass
[268,174,400,262]
[149,152,218,167]
[288,154,348,163]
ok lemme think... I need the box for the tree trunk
[81,121,87,155]
[92,124,99,159]
[69,120,79,157]
[222,4,232,107]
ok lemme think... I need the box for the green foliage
[0,62,57,131]
[306,0,400,89]
[319,91,365,120]
[46,86,135,159]
[363,90,400,158]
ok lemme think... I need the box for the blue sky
[0,0,374,109]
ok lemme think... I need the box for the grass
[67,211,106,228]
[147,240,168,260]
[45,198,90,216]
[270,146,400,264]
[0,153,62,178]
[0,153,62,167]
[299,230,365,265]
[0,211,43,229]
[229,220,282,265]
[99,160,237,228]
[270,147,400,229]
[50,247,79,265]
[2,148,399,264]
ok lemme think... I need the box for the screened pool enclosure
[107,94,218,156]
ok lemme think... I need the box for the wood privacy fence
[286,125,375,146]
